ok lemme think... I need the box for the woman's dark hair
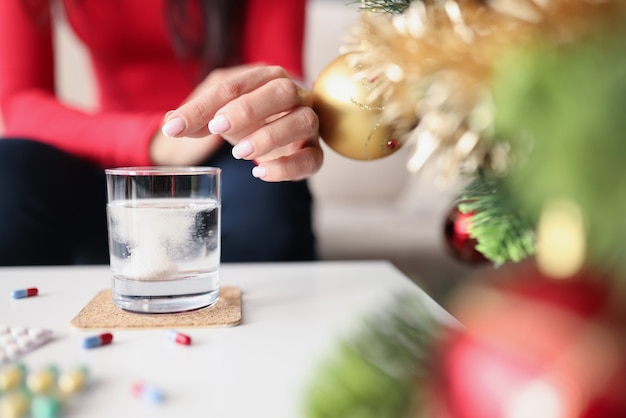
[165,0,247,78]
[22,0,247,79]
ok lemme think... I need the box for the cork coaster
[70,286,242,330]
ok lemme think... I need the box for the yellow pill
[26,366,58,394]
[0,363,27,391]
[0,390,30,418]
[58,366,88,395]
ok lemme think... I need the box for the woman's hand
[160,65,323,182]
[149,66,257,166]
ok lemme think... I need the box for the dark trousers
[0,138,316,266]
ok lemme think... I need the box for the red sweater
[0,0,306,168]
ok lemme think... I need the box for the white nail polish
[162,117,185,137]
[232,140,254,159]
[252,166,267,178]
[161,118,185,137]
[208,114,231,134]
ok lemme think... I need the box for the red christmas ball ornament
[424,262,626,418]
[443,203,489,265]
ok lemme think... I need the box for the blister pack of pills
[0,324,53,367]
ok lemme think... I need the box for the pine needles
[458,173,536,265]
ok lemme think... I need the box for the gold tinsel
[339,0,626,176]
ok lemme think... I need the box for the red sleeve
[0,0,158,168]
[0,0,308,169]
[242,0,307,79]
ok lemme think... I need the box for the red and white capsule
[166,330,191,346]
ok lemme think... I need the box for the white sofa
[1,0,480,300]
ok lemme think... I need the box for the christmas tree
[306,1,626,417]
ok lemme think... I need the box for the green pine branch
[305,293,447,418]
[348,0,414,15]
[458,173,536,265]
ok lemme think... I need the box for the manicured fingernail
[208,114,231,134]
[162,117,185,137]
[232,140,254,159]
[252,166,267,178]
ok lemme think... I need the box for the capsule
[131,381,165,404]
[27,365,59,394]
[0,363,27,391]
[58,366,89,395]
[31,394,63,418]
[0,390,30,418]
[11,287,38,299]
[166,330,192,346]
[81,332,113,349]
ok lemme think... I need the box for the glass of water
[105,166,221,313]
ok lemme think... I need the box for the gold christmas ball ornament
[312,53,401,160]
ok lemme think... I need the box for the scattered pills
[0,363,89,418]
[81,332,113,349]
[11,287,39,299]
[131,381,165,404]
[166,329,192,346]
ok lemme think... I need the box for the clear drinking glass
[105,167,221,313]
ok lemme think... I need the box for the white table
[0,260,453,417]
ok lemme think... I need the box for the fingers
[231,106,319,160]
[209,78,312,140]
[236,107,321,181]
[160,65,323,181]
[162,66,291,138]
[252,140,324,182]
